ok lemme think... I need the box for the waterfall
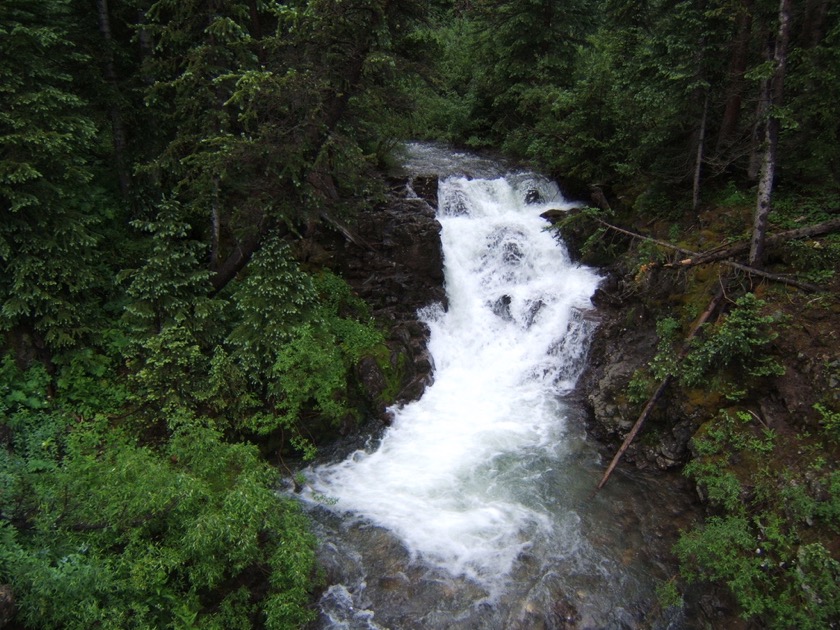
[299,144,688,629]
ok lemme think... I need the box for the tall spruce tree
[0,0,112,354]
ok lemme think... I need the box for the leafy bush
[681,294,785,387]
[0,359,316,629]
[676,518,840,629]
[678,406,840,628]
[815,402,840,442]
[218,240,386,448]
[627,316,680,403]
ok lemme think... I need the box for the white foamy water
[303,164,600,589]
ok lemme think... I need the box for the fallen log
[596,289,725,491]
[722,259,821,292]
[672,216,840,268]
[594,219,824,292]
[594,218,697,258]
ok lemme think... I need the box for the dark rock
[411,175,439,209]
[0,585,14,628]
[355,356,389,422]
[553,174,594,205]
[577,295,659,446]
[525,188,543,204]
[491,295,513,320]
[539,208,566,223]
[313,179,445,416]
[574,266,703,470]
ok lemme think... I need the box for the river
[297,143,697,629]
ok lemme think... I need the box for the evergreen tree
[0,0,114,353]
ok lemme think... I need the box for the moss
[372,343,410,405]
[684,387,722,413]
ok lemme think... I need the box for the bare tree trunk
[803,0,830,47]
[751,80,776,263]
[693,90,710,214]
[136,9,154,84]
[210,177,221,267]
[96,0,131,197]
[717,0,754,151]
[750,0,792,267]
[747,37,772,181]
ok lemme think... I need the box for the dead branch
[723,259,821,292]
[594,218,697,258]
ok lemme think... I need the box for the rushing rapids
[298,144,693,629]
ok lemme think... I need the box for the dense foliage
[1,0,424,625]
[1,355,316,628]
[416,0,840,198]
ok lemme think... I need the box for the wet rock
[577,301,658,445]
[540,208,566,223]
[552,598,582,629]
[411,175,439,209]
[682,584,743,629]
[356,356,389,422]
[525,188,543,204]
[654,417,699,467]
[492,294,513,320]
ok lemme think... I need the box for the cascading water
[298,144,694,629]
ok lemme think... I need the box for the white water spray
[304,159,601,590]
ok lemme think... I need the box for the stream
[297,143,698,629]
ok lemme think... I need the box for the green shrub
[0,361,316,629]
[681,294,785,386]
[679,406,840,628]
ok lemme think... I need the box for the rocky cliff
[299,176,445,425]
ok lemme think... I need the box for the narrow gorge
[292,144,701,629]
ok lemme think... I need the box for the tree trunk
[747,37,772,181]
[594,218,826,292]
[802,0,830,47]
[751,89,776,265]
[675,217,840,267]
[750,0,792,267]
[96,0,131,197]
[716,0,754,151]
[692,90,710,214]
[136,9,154,84]
[210,177,221,267]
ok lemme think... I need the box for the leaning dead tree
[596,290,724,491]
[671,217,840,268]
[750,0,792,267]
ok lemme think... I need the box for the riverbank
[554,189,840,628]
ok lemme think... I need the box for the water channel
[297,144,698,629]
